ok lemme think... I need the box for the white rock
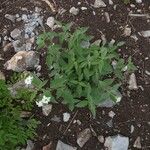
[104,135,129,150]
[4,51,39,72]
[42,104,52,116]
[133,137,142,149]
[123,27,132,37]
[145,70,150,76]
[77,128,92,147]
[109,0,113,5]
[26,140,34,150]
[69,7,79,15]
[94,0,106,8]
[81,7,87,10]
[98,135,105,143]
[10,28,22,39]
[130,125,135,133]
[104,12,110,23]
[139,30,150,38]
[63,112,71,122]
[56,140,77,150]
[22,14,28,21]
[5,14,16,22]
[136,0,142,3]
[108,111,116,118]
[128,73,138,90]
[46,17,55,29]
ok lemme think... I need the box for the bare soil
[0,0,150,149]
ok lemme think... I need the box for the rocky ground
[0,0,150,150]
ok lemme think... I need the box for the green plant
[37,22,136,117]
[0,80,38,150]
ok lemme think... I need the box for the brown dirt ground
[0,0,150,150]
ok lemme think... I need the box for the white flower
[122,66,128,72]
[116,96,122,103]
[36,95,51,107]
[36,101,43,107]
[42,95,51,103]
[25,76,33,85]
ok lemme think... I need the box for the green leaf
[76,100,88,107]
[62,89,75,111]
[88,95,96,118]
[50,76,66,89]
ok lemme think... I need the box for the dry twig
[41,0,56,13]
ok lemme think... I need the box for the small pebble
[63,112,71,122]
[69,7,79,15]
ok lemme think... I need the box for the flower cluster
[25,76,33,85]
[36,95,51,107]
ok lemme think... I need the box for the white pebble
[63,112,71,122]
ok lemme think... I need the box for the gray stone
[12,40,26,52]
[104,135,129,150]
[51,115,61,123]
[109,0,113,5]
[99,99,115,108]
[133,137,142,149]
[46,17,55,29]
[145,70,150,76]
[98,135,105,143]
[69,7,79,15]
[77,128,92,147]
[130,125,135,133]
[26,140,34,150]
[136,0,142,3]
[26,42,32,51]
[10,28,22,39]
[104,12,110,23]
[4,51,39,72]
[123,27,132,37]
[139,30,150,38]
[94,0,106,8]
[56,140,77,150]
[22,14,28,22]
[108,111,116,118]
[5,14,16,22]
[128,73,138,90]
[106,119,113,128]
[42,104,52,116]
[3,42,13,52]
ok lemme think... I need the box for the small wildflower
[36,95,51,107]
[25,76,33,85]
[116,96,122,103]
[122,65,128,72]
